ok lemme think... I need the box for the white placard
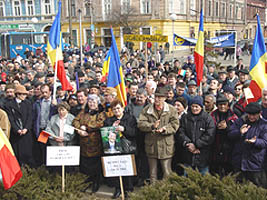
[101,155,137,177]
[46,146,80,166]
[63,124,75,135]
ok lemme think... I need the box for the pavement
[82,184,140,199]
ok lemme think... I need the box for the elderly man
[210,96,238,176]
[204,94,217,114]
[145,80,157,104]
[229,102,267,188]
[179,96,215,175]
[138,86,179,183]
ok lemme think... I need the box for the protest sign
[101,154,137,177]
[46,146,80,166]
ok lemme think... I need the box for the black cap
[245,102,261,114]
[69,94,77,100]
[46,73,54,78]
[77,71,85,77]
[218,70,227,74]
[216,96,229,105]
[239,69,249,75]
[223,86,235,96]
[227,65,235,72]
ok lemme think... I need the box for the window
[168,0,186,14]
[13,0,21,16]
[103,0,112,16]
[0,1,5,17]
[215,1,219,17]
[34,34,45,44]
[220,2,226,18]
[72,30,78,46]
[44,0,51,15]
[180,0,186,14]
[11,34,31,45]
[85,3,91,16]
[190,0,196,15]
[121,0,130,14]
[236,5,242,20]
[26,0,34,16]
[229,4,233,19]
[141,0,151,14]
[71,0,76,17]
[141,27,150,35]
[208,0,212,16]
[102,28,112,47]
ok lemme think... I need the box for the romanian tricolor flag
[105,28,127,107]
[194,9,204,86]
[101,51,111,82]
[0,128,22,190]
[47,1,72,91]
[247,14,267,103]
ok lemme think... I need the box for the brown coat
[72,109,106,157]
[0,108,11,138]
[138,102,179,159]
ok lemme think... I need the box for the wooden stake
[119,176,125,200]
[62,165,65,193]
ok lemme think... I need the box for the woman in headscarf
[72,94,106,193]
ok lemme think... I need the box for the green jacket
[138,102,179,159]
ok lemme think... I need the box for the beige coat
[0,109,10,138]
[138,102,179,159]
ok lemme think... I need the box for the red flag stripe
[0,145,22,190]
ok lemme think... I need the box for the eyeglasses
[235,88,242,91]
[17,93,27,95]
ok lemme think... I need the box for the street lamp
[78,9,83,65]
[31,17,38,52]
[170,13,177,64]
[85,0,94,49]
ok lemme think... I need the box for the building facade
[0,0,59,32]
[60,0,267,51]
[0,0,265,51]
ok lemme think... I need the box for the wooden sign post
[47,146,80,193]
[101,154,137,200]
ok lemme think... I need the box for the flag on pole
[47,1,72,91]
[194,9,204,86]
[105,28,127,107]
[247,14,267,103]
[102,50,111,82]
[0,128,22,190]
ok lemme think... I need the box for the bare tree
[108,5,148,35]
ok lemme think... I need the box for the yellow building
[60,0,246,52]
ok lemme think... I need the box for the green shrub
[130,167,267,200]
[0,166,92,200]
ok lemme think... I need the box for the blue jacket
[32,98,59,138]
[229,115,267,171]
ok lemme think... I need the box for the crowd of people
[0,44,267,198]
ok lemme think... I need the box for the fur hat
[15,85,28,94]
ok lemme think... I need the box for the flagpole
[53,49,59,100]
[234,31,237,67]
